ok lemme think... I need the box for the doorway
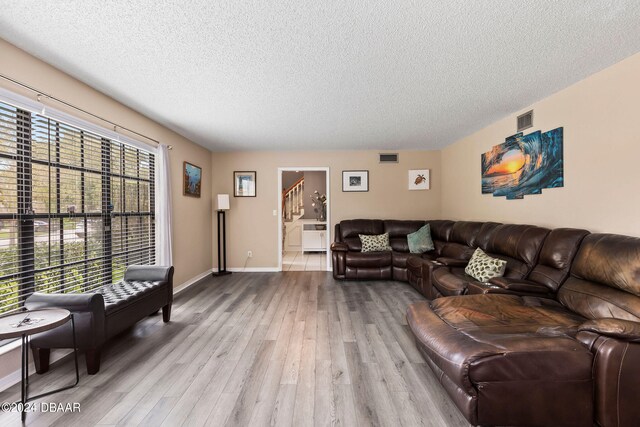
[277,167,331,272]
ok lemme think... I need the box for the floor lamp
[213,194,232,276]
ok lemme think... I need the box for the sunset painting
[481,127,563,199]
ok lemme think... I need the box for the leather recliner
[430,223,550,297]
[467,227,590,297]
[407,233,640,427]
[331,219,454,280]
[407,221,500,299]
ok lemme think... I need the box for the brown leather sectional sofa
[331,219,454,281]
[330,219,640,427]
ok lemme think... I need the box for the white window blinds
[0,99,155,315]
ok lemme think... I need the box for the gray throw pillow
[407,224,435,254]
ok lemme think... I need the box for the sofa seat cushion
[407,298,592,385]
[345,251,392,268]
[431,294,586,334]
[97,280,167,315]
[392,251,413,268]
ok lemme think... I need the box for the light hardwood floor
[0,272,470,427]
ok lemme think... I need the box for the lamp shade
[216,194,230,210]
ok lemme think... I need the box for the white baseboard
[173,269,214,295]
[212,267,280,273]
[0,347,72,392]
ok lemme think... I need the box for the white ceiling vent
[517,110,533,132]
[379,153,399,163]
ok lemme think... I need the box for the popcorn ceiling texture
[0,1,639,151]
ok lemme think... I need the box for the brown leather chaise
[331,219,454,280]
[430,223,550,297]
[407,233,640,427]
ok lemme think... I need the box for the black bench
[25,265,174,374]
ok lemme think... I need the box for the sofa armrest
[331,242,349,252]
[124,265,174,284]
[489,277,550,294]
[25,292,106,349]
[435,257,468,268]
[25,292,105,315]
[578,318,640,342]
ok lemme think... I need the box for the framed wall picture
[342,170,369,192]
[408,169,430,190]
[183,161,202,197]
[234,171,257,197]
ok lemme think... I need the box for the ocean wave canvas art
[481,127,563,199]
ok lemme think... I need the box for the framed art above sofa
[342,170,368,192]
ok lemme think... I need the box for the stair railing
[283,177,304,221]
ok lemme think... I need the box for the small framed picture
[408,169,430,190]
[183,162,202,197]
[234,171,257,197]
[342,170,369,192]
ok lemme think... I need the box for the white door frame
[277,167,331,272]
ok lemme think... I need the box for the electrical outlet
[247,250,253,258]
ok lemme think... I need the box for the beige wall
[0,39,213,287]
[441,52,640,237]
[211,150,441,268]
[0,38,213,384]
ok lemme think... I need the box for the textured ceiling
[1,1,640,151]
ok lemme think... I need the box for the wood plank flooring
[0,272,470,427]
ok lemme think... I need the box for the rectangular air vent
[517,110,533,132]
[379,153,399,163]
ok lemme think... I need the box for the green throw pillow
[407,224,435,253]
[359,233,392,252]
[464,248,507,282]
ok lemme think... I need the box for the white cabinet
[301,221,327,253]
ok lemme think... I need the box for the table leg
[25,334,29,391]
[21,333,26,422]
[71,314,79,386]
[25,314,80,403]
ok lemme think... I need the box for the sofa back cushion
[440,221,484,260]
[423,220,454,255]
[559,234,640,321]
[474,222,502,251]
[338,219,385,251]
[486,224,550,279]
[429,220,455,242]
[527,228,589,292]
[384,220,426,252]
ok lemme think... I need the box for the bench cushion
[97,280,167,315]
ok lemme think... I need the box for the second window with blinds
[0,100,155,315]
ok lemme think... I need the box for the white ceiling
[1,1,639,152]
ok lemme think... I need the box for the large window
[0,100,155,314]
